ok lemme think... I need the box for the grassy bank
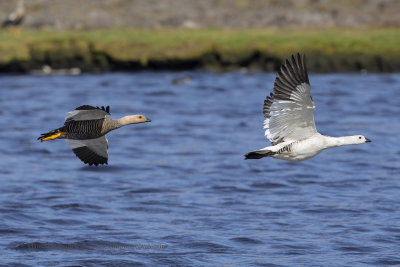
[0,28,399,72]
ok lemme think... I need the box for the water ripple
[1,72,398,266]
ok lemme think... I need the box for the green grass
[0,28,399,71]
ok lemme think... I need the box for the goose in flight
[245,53,371,161]
[38,105,151,166]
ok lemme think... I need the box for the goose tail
[38,127,67,142]
[244,149,275,160]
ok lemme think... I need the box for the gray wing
[66,136,108,166]
[65,105,110,122]
[263,54,317,145]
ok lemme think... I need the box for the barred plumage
[65,119,105,140]
[277,141,297,154]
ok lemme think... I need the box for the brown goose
[38,105,151,166]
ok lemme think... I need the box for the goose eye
[359,137,362,139]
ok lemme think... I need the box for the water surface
[0,71,399,266]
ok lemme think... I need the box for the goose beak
[365,138,371,143]
[146,118,151,122]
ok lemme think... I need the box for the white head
[119,114,151,125]
[326,134,371,148]
[350,135,371,144]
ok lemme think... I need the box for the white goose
[245,53,371,161]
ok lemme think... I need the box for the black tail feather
[244,150,275,160]
[37,126,66,142]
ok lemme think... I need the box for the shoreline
[1,29,399,73]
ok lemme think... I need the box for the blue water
[0,71,399,266]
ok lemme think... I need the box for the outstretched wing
[65,105,110,122]
[263,54,317,145]
[67,136,108,166]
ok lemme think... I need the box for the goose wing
[263,54,317,145]
[67,136,108,166]
[65,105,110,122]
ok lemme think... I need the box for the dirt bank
[1,29,399,73]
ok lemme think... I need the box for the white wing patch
[264,83,317,144]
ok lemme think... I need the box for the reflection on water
[0,71,399,266]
